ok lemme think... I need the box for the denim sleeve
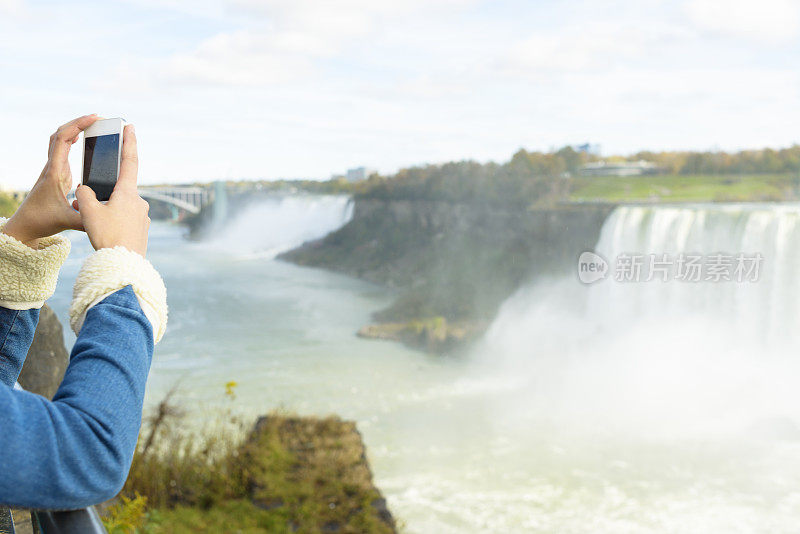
[0,285,153,510]
[0,307,39,387]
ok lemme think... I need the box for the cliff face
[282,199,613,325]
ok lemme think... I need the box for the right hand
[75,124,151,257]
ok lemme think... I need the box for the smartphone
[82,118,126,201]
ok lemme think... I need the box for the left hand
[2,114,99,247]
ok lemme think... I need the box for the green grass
[0,193,20,218]
[102,390,395,534]
[569,173,800,203]
[142,500,295,534]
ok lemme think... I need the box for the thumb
[75,185,101,215]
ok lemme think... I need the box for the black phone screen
[83,134,119,201]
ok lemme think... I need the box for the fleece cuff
[70,246,168,343]
[0,218,71,310]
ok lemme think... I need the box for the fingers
[60,205,84,232]
[75,184,101,215]
[114,124,138,193]
[49,114,99,163]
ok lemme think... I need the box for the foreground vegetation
[102,391,395,533]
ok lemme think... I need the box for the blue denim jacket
[0,285,152,510]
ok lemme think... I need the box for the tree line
[629,145,800,175]
[352,145,800,205]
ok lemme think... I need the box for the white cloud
[159,29,319,86]
[0,0,23,15]
[502,20,692,76]
[685,0,800,44]
[507,28,643,73]
[136,0,475,88]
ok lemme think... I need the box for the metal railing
[0,506,107,534]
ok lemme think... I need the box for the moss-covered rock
[357,317,484,354]
[119,413,396,533]
[242,415,396,534]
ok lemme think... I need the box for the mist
[204,195,353,258]
[477,205,800,437]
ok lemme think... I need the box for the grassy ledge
[569,173,800,203]
[102,392,396,534]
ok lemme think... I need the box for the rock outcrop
[243,415,397,533]
[17,305,69,399]
[357,317,483,354]
[282,199,613,348]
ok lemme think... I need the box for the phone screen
[83,133,119,201]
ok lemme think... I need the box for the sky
[0,0,798,188]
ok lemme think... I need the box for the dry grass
[103,386,395,533]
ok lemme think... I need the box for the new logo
[578,251,608,284]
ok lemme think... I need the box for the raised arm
[0,122,167,510]
[0,279,161,509]
[0,115,96,386]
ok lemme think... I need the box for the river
[48,197,800,533]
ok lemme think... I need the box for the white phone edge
[81,118,127,192]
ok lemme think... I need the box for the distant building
[345,167,377,182]
[575,143,601,155]
[579,160,659,177]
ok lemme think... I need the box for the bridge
[63,185,212,214]
[64,184,223,221]
[138,186,210,215]
[60,181,226,223]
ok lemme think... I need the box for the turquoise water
[46,202,800,533]
[49,221,493,532]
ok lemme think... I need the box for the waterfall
[589,204,800,345]
[478,203,800,438]
[205,195,353,258]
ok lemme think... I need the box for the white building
[579,160,659,177]
[345,167,377,182]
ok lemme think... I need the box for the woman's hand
[74,124,151,257]
[2,115,99,247]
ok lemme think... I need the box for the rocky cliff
[282,199,613,349]
[17,305,69,399]
[244,415,396,533]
